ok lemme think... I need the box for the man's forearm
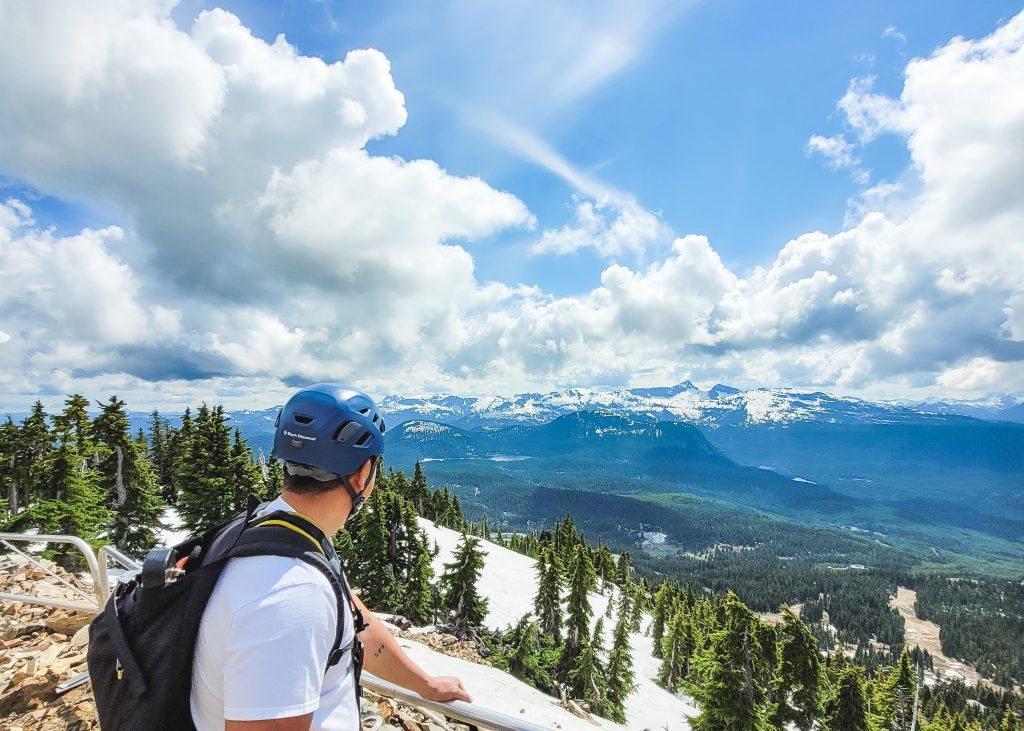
[355,599,433,696]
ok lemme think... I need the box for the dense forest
[1,395,1021,727]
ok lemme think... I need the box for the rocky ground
[0,555,514,730]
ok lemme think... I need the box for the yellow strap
[257,519,324,554]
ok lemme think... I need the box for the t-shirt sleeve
[220,576,338,721]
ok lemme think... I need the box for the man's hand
[421,675,472,703]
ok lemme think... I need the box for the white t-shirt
[190,496,358,729]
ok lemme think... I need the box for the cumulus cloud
[531,196,663,257]
[0,2,1023,408]
[806,134,870,184]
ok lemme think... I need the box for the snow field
[420,518,697,730]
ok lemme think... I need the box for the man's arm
[353,594,472,703]
[226,714,313,731]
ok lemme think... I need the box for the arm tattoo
[373,643,385,658]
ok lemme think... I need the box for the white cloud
[531,196,663,257]
[0,3,1022,407]
[883,25,907,43]
[806,133,870,184]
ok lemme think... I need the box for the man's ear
[350,456,375,492]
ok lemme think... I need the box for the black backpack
[87,497,365,730]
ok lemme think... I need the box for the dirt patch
[756,603,804,627]
[890,587,998,690]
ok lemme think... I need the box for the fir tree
[92,395,162,555]
[603,588,637,723]
[691,591,772,731]
[438,532,488,628]
[147,409,172,494]
[651,581,675,658]
[825,667,870,731]
[410,460,430,514]
[771,605,821,731]
[561,542,597,676]
[569,621,605,710]
[168,406,195,503]
[1001,706,1021,731]
[534,543,564,641]
[177,404,236,533]
[660,606,693,692]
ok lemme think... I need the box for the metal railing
[362,673,553,731]
[1,532,559,731]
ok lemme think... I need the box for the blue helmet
[271,383,386,479]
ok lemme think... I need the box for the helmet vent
[294,414,314,425]
[358,407,370,415]
[372,413,379,424]
[354,431,371,447]
[333,421,363,443]
[378,418,386,434]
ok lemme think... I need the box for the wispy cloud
[806,133,870,184]
[883,25,907,43]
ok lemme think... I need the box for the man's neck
[280,488,350,536]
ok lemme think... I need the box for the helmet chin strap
[339,456,380,523]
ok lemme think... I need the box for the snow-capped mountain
[908,393,1024,423]
[378,383,990,429]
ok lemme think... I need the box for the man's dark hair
[282,471,344,495]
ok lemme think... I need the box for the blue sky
[161,0,1022,291]
[0,1,1022,409]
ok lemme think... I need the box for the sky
[0,0,1022,410]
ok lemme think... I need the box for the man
[190,383,471,730]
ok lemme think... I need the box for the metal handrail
[0,532,143,612]
[97,544,141,598]
[362,673,553,731]
[0,532,105,611]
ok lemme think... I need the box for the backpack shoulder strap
[227,511,366,670]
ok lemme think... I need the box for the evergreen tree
[410,460,430,514]
[616,550,632,585]
[177,404,236,533]
[651,581,675,658]
[660,606,693,693]
[825,667,870,731]
[569,621,605,710]
[691,591,772,731]
[534,543,564,641]
[147,409,172,494]
[168,406,195,504]
[603,589,637,723]
[1001,706,1021,731]
[438,532,488,628]
[771,605,821,731]
[92,395,162,555]
[561,543,597,675]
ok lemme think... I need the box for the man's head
[271,383,386,518]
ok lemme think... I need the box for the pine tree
[147,409,172,494]
[825,667,870,731]
[438,532,488,628]
[534,543,564,641]
[878,647,916,731]
[660,606,693,692]
[561,542,597,676]
[771,605,821,731]
[691,591,772,731]
[92,396,162,555]
[355,489,402,611]
[603,589,637,723]
[168,406,195,504]
[177,404,236,533]
[616,550,632,585]
[569,620,606,710]
[651,581,674,658]
[1001,706,1021,731]
[0,417,20,515]
[410,460,430,514]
